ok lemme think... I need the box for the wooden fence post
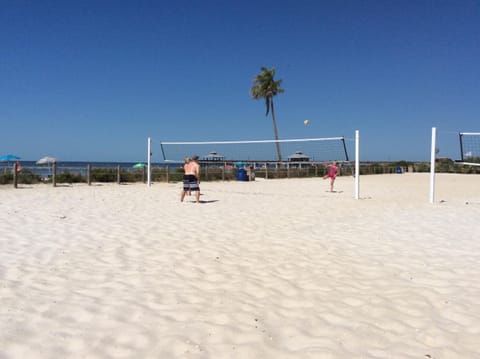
[52,162,57,187]
[87,164,92,185]
[13,162,18,188]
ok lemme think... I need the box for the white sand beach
[1,173,480,358]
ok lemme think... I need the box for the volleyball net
[159,137,349,164]
[430,128,480,203]
[459,132,480,165]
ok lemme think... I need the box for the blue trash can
[396,166,402,174]
[237,168,248,181]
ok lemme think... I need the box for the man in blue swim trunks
[181,155,201,203]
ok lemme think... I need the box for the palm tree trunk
[270,99,282,161]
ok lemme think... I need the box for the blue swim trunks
[183,174,200,191]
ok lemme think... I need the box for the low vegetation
[1,160,479,186]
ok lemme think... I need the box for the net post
[355,130,360,200]
[459,132,464,162]
[147,137,152,187]
[342,137,349,161]
[429,127,436,204]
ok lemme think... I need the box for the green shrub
[91,168,117,182]
[55,171,85,184]
[18,170,42,184]
[0,172,13,184]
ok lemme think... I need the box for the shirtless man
[183,157,191,196]
[181,155,201,203]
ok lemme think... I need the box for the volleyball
[304,120,309,125]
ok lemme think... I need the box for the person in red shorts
[323,161,338,192]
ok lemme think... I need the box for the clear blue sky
[1,0,479,162]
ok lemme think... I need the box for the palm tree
[250,66,285,161]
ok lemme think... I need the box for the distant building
[203,151,225,161]
[288,151,310,162]
[287,151,311,168]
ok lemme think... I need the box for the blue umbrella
[0,154,20,162]
[0,154,21,173]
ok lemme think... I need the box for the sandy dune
[1,173,479,358]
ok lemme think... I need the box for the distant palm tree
[250,66,285,161]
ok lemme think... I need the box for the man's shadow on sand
[183,200,218,204]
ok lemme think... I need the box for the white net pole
[429,127,436,204]
[355,130,360,200]
[147,137,152,187]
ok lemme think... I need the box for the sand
[1,173,479,358]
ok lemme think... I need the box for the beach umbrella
[234,161,246,167]
[0,154,21,173]
[36,157,57,178]
[132,163,146,168]
[0,154,20,162]
[36,156,58,164]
